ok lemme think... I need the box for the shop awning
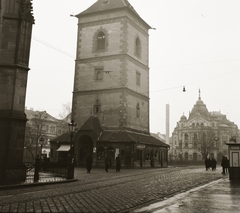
[56,145,71,151]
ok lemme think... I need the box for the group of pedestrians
[204,155,230,175]
[85,154,121,173]
[204,157,217,171]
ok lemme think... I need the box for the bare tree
[24,111,47,161]
[58,102,71,121]
[197,130,216,159]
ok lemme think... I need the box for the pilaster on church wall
[126,95,149,132]
[127,20,149,66]
[125,59,148,96]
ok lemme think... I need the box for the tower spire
[199,88,201,100]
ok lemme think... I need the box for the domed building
[170,91,239,162]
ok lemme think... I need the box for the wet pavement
[134,177,240,213]
[0,166,238,212]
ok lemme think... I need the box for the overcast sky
[26,0,240,135]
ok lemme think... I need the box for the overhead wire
[3,19,239,127]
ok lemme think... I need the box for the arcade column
[226,140,240,180]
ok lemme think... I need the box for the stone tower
[72,0,151,132]
[0,0,34,163]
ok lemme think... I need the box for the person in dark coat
[205,157,210,170]
[105,154,110,172]
[116,154,121,172]
[211,157,217,171]
[226,157,230,174]
[221,156,227,174]
[86,155,93,173]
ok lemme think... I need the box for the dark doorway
[185,152,188,161]
[125,144,132,166]
[193,152,197,161]
[107,146,114,167]
[78,135,93,166]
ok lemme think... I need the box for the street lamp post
[67,120,77,179]
[39,137,44,158]
[34,137,44,183]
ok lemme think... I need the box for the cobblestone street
[0,166,222,212]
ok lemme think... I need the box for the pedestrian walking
[221,156,227,174]
[150,156,155,168]
[226,157,230,174]
[116,154,121,172]
[86,154,93,173]
[105,154,110,172]
[204,157,210,170]
[211,157,217,171]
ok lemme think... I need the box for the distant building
[151,132,166,143]
[51,0,169,168]
[24,108,68,162]
[170,91,239,162]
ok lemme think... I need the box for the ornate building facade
[170,91,239,162]
[24,108,69,162]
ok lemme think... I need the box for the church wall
[126,93,149,132]
[74,59,124,92]
[0,0,34,164]
[126,21,149,66]
[77,21,122,59]
[72,89,123,128]
[125,59,148,95]
[73,3,151,132]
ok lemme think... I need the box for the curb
[0,178,78,190]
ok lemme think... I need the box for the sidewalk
[134,176,240,213]
[0,167,234,213]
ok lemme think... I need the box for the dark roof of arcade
[99,129,169,147]
[51,132,71,143]
[51,115,168,147]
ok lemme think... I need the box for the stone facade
[0,0,34,163]
[170,92,239,162]
[72,0,150,132]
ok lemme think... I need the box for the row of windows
[179,142,217,148]
[180,133,231,142]
[92,99,141,118]
[94,31,142,57]
[94,67,141,86]
[181,122,219,128]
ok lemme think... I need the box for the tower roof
[76,0,151,28]
[180,114,187,121]
[189,91,209,120]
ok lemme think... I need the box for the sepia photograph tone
[0,0,240,212]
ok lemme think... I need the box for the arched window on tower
[94,99,101,115]
[97,32,106,50]
[135,37,141,57]
[136,103,140,118]
[95,68,103,80]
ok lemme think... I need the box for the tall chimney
[166,104,170,145]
